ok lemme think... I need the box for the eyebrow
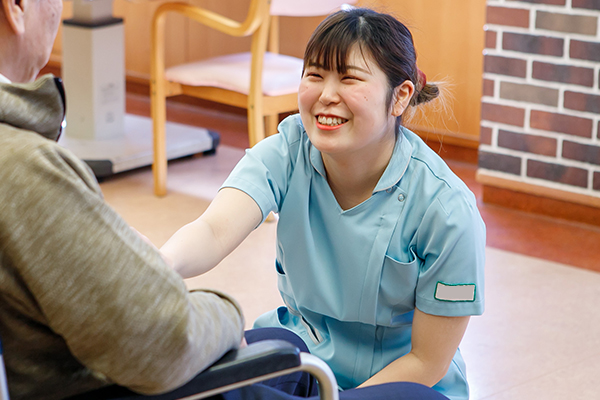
[306,62,371,74]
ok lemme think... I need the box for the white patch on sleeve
[435,282,476,302]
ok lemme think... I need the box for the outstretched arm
[161,187,263,279]
[359,308,470,388]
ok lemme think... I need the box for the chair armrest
[65,340,303,400]
[153,0,268,38]
[168,339,302,397]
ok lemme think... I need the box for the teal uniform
[222,114,485,400]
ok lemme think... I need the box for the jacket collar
[0,74,65,141]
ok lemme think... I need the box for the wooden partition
[52,0,486,146]
[358,0,487,146]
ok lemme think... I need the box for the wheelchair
[0,338,338,400]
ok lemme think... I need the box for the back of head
[303,8,439,114]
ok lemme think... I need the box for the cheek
[298,83,318,113]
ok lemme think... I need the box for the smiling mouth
[316,115,348,127]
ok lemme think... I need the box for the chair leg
[247,107,266,147]
[265,114,279,137]
[151,86,168,196]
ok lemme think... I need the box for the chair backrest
[270,0,357,17]
[0,338,10,400]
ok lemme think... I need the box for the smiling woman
[160,8,485,400]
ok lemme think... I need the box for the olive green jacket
[0,76,244,400]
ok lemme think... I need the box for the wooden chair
[150,0,355,196]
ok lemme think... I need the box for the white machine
[59,0,218,178]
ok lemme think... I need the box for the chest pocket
[378,248,420,324]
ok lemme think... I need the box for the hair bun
[414,82,440,106]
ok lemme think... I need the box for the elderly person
[0,1,244,398]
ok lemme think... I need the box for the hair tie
[417,68,427,88]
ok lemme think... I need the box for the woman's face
[298,46,413,159]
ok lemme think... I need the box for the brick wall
[479,0,600,198]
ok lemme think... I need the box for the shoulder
[401,128,476,205]
[263,113,306,151]
[248,114,309,164]
[277,114,305,142]
[0,124,101,196]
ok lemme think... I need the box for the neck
[322,138,395,210]
[0,37,36,83]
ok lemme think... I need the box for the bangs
[302,12,365,74]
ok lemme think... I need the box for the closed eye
[304,72,322,79]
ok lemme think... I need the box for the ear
[391,80,415,117]
[2,0,26,35]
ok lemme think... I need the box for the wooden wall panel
[358,0,487,142]
[113,0,188,76]
[51,0,486,143]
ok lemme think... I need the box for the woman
[161,8,485,400]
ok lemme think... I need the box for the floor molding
[478,171,600,227]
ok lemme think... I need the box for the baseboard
[477,171,600,226]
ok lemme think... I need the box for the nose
[319,79,340,106]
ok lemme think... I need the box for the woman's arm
[160,187,263,279]
[358,308,470,388]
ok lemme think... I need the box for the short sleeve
[221,115,303,222]
[414,187,486,317]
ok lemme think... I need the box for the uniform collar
[373,127,413,193]
[309,126,413,193]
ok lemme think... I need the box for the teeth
[317,115,347,126]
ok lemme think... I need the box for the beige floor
[100,145,600,400]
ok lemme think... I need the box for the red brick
[594,171,600,191]
[532,61,594,87]
[570,40,600,62]
[503,32,564,56]
[481,102,526,127]
[564,91,600,114]
[508,0,565,4]
[479,151,522,175]
[484,55,527,78]
[498,130,557,156]
[483,79,494,97]
[530,110,593,138]
[481,126,493,145]
[487,6,530,28]
[527,159,588,188]
[536,11,598,36]
[485,30,497,49]
[563,141,600,165]
[573,0,600,10]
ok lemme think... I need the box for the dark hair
[303,8,439,126]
